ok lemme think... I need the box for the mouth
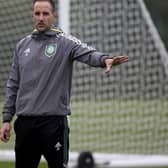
[37,23,45,27]
[36,22,49,32]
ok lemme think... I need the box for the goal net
[0,0,168,167]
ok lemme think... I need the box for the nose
[39,14,44,21]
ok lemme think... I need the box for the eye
[34,11,40,16]
[43,12,49,16]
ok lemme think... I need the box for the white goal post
[138,0,168,75]
[58,0,70,34]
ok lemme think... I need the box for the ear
[53,11,57,20]
[32,12,35,22]
[31,6,35,21]
[54,11,57,19]
[32,14,34,22]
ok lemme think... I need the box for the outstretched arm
[104,55,128,74]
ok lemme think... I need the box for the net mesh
[0,0,168,156]
[0,0,33,97]
[70,0,168,154]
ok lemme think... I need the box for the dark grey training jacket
[2,28,108,122]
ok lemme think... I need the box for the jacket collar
[32,28,63,39]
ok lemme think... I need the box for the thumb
[105,63,112,74]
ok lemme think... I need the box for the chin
[38,29,46,32]
[36,27,48,32]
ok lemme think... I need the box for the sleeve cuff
[100,55,114,67]
[2,113,13,123]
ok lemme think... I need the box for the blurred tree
[144,0,168,51]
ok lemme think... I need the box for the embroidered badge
[45,44,57,57]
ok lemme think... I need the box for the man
[0,0,128,168]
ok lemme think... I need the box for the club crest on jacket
[45,44,57,57]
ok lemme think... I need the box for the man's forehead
[33,1,53,11]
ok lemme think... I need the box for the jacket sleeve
[69,35,109,67]
[2,46,20,122]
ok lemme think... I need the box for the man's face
[32,1,56,32]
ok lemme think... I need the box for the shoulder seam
[60,33,96,50]
[17,34,31,46]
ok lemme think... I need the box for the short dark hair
[32,0,55,11]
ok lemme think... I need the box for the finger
[0,133,7,142]
[121,56,129,62]
[120,56,128,61]
[5,131,10,141]
[1,134,9,143]
[0,130,10,142]
[113,56,128,65]
[0,130,2,141]
[105,64,112,74]
[117,56,128,61]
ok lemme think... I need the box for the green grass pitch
[0,162,48,168]
[0,99,168,168]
